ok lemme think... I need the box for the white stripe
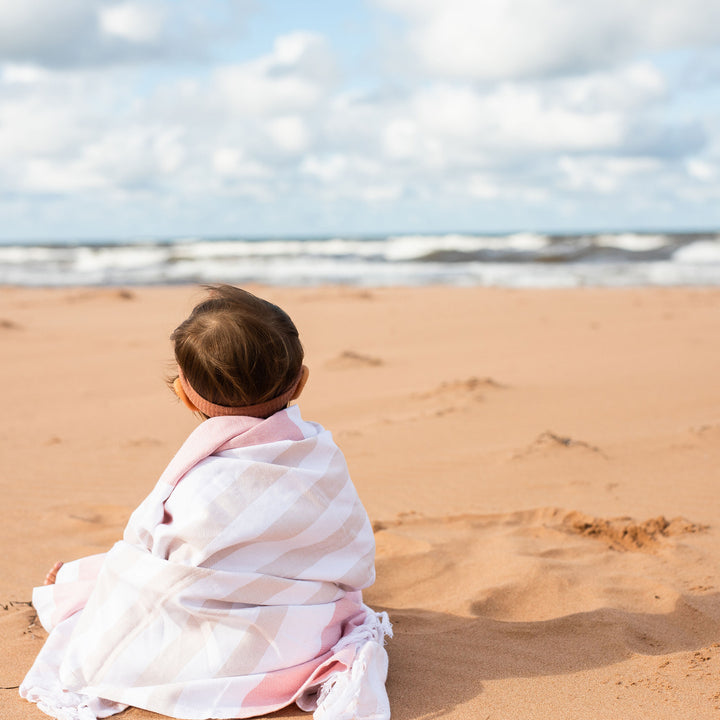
[228,474,364,575]
[251,602,337,673]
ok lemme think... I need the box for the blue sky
[1,0,720,241]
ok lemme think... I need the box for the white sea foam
[170,234,550,263]
[73,245,169,272]
[382,233,548,260]
[594,233,668,251]
[0,245,71,264]
[673,239,720,263]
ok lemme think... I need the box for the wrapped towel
[21,405,391,720]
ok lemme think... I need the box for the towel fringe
[312,609,392,720]
[332,609,393,653]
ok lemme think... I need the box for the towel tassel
[312,609,392,720]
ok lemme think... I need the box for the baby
[20,285,391,720]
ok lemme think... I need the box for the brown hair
[171,285,304,409]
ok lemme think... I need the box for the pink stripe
[318,595,357,654]
[158,409,305,489]
[219,409,305,451]
[46,554,106,627]
[241,597,362,710]
[157,416,264,488]
[240,655,332,711]
[76,553,106,581]
[49,580,97,627]
[303,646,355,688]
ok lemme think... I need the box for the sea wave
[0,232,718,287]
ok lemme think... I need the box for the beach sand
[1,284,719,720]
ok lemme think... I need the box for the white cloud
[79,126,187,185]
[383,119,420,160]
[99,2,166,43]
[300,154,347,183]
[375,0,720,80]
[8,71,695,221]
[212,33,333,116]
[558,155,663,194]
[686,158,716,181]
[213,147,243,176]
[556,63,667,112]
[21,157,109,193]
[0,0,98,65]
[1,63,49,83]
[0,30,338,198]
[482,86,624,151]
[0,85,91,156]
[467,174,500,200]
[212,148,271,179]
[372,79,628,178]
[0,48,698,210]
[266,116,310,155]
[0,0,255,67]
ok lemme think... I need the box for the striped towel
[20,405,391,720]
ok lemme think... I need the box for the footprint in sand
[48,504,132,547]
[326,350,384,370]
[122,437,164,449]
[63,288,135,304]
[367,376,506,425]
[692,423,720,441]
[413,376,505,401]
[300,289,374,302]
[672,423,720,452]
[513,430,607,459]
[402,376,506,419]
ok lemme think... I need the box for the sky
[1,0,720,241]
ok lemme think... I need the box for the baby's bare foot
[44,561,63,585]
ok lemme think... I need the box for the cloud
[375,0,720,80]
[352,62,671,180]
[0,0,99,66]
[0,2,718,237]
[686,158,717,182]
[0,31,339,199]
[0,47,706,210]
[212,32,335,116]
[558,155,663,194]
[0,0,255,67]
[99,1,166,43]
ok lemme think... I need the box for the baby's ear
[173,377,199,412]
[291,365,310,401]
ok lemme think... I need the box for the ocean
[1,231,719,288]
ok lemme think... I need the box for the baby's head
[171,285,307,419]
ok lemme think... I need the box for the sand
[1,284,719,720]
